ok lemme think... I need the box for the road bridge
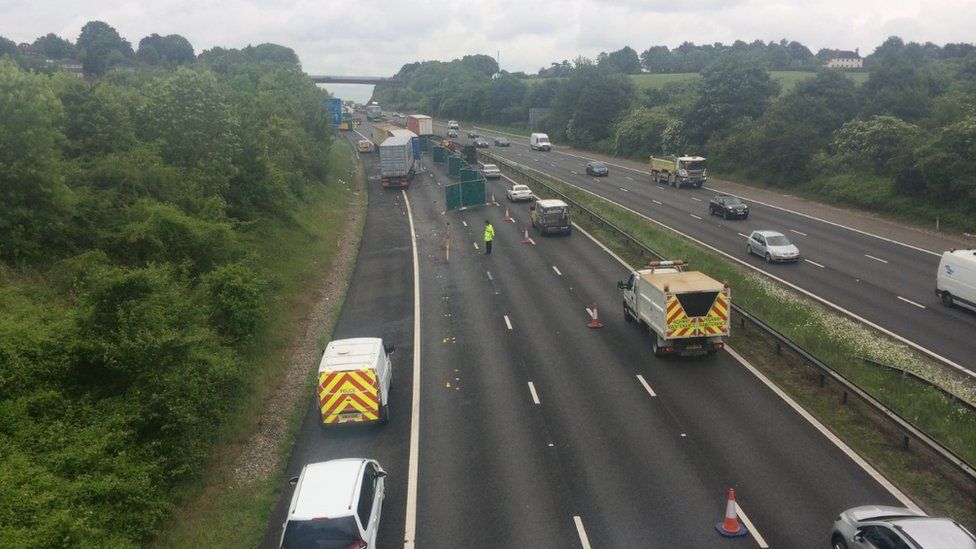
[310,75,403,85]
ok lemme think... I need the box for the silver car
[831,505,976,549]
[746,230,799,263]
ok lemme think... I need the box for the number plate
[339,412,363,423]
[686,344,702,350]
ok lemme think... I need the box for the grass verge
[492,155,976,529]
[150,142,367,547]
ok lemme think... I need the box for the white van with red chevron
[617,260,730,357]
[317,338,393,426]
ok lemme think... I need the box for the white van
[317,338,393,425]
[448,120,459,130]
[530,133,551,151]
[281,458,387,549]
[936,249,976,313]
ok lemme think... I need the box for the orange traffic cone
[715,488,748,537]
[503,207,513,222]
[521,226,531,244]
[588,303,603,329]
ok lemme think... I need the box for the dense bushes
[0,23,333,545]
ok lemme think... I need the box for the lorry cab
[530,133,551,151]
[530,198,572,235]
[317,338,393,425]
[937,249,976,313]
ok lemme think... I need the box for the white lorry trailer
[618,260,730,357]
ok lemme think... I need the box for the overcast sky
[3,0,974,103]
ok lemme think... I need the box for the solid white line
[805,259,825,268]
[865,254,888,264]
[724,346,921,511]
[527,382,540,404]
[636,374,657,397]
[552,265,562,276]
[691,196,702,202]
[573,516,592,549]
[504,315,513,330]
[652,199,662,205]
[620,187,629,192]
[486,271,493,281]
[790,229,808,237]
[897,296,926,309]
[473,242,479,250]
[734,503,769,548]
[550,163,556,168]
[403,191,422,549]
[690,214,702,220]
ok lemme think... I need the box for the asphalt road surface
[437,121,976,376]
[263,128,910,548]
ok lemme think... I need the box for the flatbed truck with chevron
[618,260,730,357]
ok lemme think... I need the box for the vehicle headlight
[703,169,707,177]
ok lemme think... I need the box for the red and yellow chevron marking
[665,290,731,338]
[318,369,379,424]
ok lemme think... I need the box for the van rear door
[318,368,381,424]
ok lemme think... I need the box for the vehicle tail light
[345,541,368,549]
[664,346,675,353]
[713,343,724,350]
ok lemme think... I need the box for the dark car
[474,138,489,148]
[709,195,749,219]
[494,137,510,147]
[468,130,479,138]
[585,161,609,176]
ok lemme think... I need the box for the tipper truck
[649,154,707,188]
[379,133,416,188]
[407,114,433,136]
[617,260,730,357]
[371,123,396,147]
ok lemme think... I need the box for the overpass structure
[310,75,404,85]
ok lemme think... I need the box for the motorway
[435,121,976,376]
[263,124,913,548]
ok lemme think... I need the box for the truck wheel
[379,403,390,424]
[722,211,728,220]
[623,303,633,323]
[941,291,954,307]
[746,244,752,256]
[652,340,665,357]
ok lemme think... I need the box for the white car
[448,120,459,130]
[831,505,976,549]
[506,184,533,202]
[746,230,799,263]
[280,458,387,549]
[481,164,501,179]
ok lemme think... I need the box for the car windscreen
[681,160,706,170]
[281,517,360,549]
[766,235,791,246]
[542,207,568,221]
[723,197,742,205]
[590,162,606,169]
[483,165,497,170]
[538,138,550,144]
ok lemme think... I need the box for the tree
[64,83,140,157]
[612,107,673,157]
[136,33,195,66]
[598,46,642,74]
[0,35,17,59]
[549,64,635,146]
[486,73,526,123]
[831,116,920,174]
[459,54,498,78]
[640,46,671,73]
[76,21,133,75]
[32,33,75,60]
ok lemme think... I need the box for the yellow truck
[649,154,707,188]
[371,123,396,147]
[618,260,729,357]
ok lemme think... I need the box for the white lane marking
[657,186,665,190]
[805,259,825,268]
[527,382,540,404]
[734,503,769,548]
[585,307,594,317]
[504,315,513,330]
[790,229,807,237]
[528,238,536,245]
[486,271,493,281]
[571,170,579,175]
[691,197,702,202]
[738,232,750,238]
[473,242,479,250]
[690,214,702,220]
[533,158,540,162]
[865,254,888,264]
[652,199,662,205]
[620,187,629,192]
[462,220,468,227]
[573,516,592,549]
[636,375,657,397]
[626,176,634,181]
[550,163,556,168]
[898,296,926,309]
[403,191,423,549]
[725,346,921,511]
[552,265,562,276]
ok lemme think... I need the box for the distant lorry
[530,133,551,151]
[936,249,976,313]
[407,114,433,136]
[618,260,730,357]
[379,133,416,188]
[365,102,382,121]
[649,155,707,188]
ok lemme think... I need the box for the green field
[628,70,870,94]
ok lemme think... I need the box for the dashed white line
[462,220,468,227]
[620,187,629,192]
[652,199,663,205]
[738,232,750,238]
[486,271,493,281]
[573,516,592,549]
[804,259,825,268]
[636,375,657,397]
[657,186,665,190]
[550,163,556,168]
[865,254,889,264]
[626,176,634,181]
[897,296,926,309]
[473,242,479,250]
[790,229,808,237]
[734,503,769,548]
[552,266,562,276]
[527,382,540,404]
[691,197,702,202]
[571,170,579,175]
[504,315,513,330]
[690,214,702,220]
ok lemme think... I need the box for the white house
[825,49,863,69]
